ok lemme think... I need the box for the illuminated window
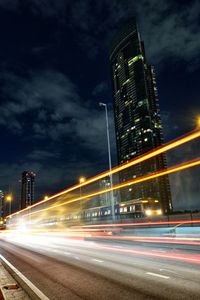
[128,54,144,66]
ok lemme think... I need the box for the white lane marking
[146,272,169,279]
[92,259,104,263]
[0,254,49,300]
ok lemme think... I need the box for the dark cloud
[161,108,200,142]
[0,69,116,158]
[27,150,60,161]
[1,0,199,65]
[92,82,108,96]
[68,0,200,66]
[0,0,19,11]
[137,1,200,66]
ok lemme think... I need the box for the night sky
[0,0,200,211]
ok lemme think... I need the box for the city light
[11,157,200,220]
[8,129,200,219]
[145,209,152,216]
[6,195,12,202]
[79,177,86,184]
[6,194,12,216]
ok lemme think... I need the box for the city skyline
[0,0,200,212]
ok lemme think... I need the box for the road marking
[146,272,169,279]
[92,259,104,263]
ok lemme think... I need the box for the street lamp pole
[6,195,12,215]
[79,177,86,212]
[99,102,115,222]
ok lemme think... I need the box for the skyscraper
[110,19,172,214]
[21,171,36,209]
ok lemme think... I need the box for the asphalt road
[0,234,200,300]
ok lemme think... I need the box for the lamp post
[99,102,115,221]
[6,194,12,215]
[79,177,86,211]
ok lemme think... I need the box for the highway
[0,233,200,299]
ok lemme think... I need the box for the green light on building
[128,54,144,66]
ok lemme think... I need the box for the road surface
[0,234,200,299]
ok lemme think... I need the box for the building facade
[21,171,36,209]
[110,19,172,214]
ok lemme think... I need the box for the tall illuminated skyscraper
[110,18,172,213]
[21,171,36,209]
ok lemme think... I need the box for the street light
[6,194,12,215]
[79,177,86,184]
[99,102,115,221]
[79,177,86,197]
[79,177,86,212]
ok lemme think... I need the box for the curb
[0,288,5,300]
[0,255,49,300]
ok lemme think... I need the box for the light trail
[85,235,200,246]
[12,157,200,220]
[80,219,200,228]
[96,244,200,265]
[8,129,200,219]
[2,232,200,266]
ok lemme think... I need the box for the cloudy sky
[0,0,200,211]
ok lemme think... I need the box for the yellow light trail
[8,129,200,219]
[15,157,200,220]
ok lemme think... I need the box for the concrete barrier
[0,255,49,300]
